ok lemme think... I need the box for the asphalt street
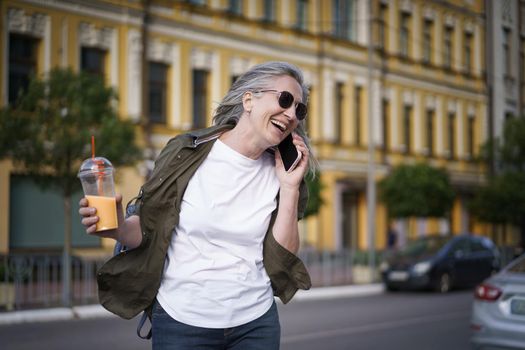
[1,290,474,350]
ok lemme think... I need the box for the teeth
[271,120,286,132]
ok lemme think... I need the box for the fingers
[292,133,309,161]
[79,196,98,234]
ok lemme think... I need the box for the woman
[79,61,316,349]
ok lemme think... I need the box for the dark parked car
[380,234,500,293]
[471,253,525,349]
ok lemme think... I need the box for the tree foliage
[304,171,323,218]
[0,68,141,195]
[378,163,455,218]
[470,116,525,231]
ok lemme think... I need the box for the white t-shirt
[156,139,280,328]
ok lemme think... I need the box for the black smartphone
[277,133,302,172]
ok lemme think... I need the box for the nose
[284,104,299,121]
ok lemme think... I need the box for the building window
[355,86,362,146]
[228,0,242,15]
[444,26,453,69]
[8,34,38,105]
[464,32,473,74]
[378,3,388,50]
[192,69,209,129]
[81,47,106,79]
[426,110,434,156]
[187,0,205,5]
[263,0,276,22]
[422,19,433,64]
[467,116,475,158]
[403,105,412,154]
[148,62,168,124]
[382,99,389,152]
[335,82,344,144]
[447,112,455,159]
[503,28,512,77]
[399,12,410,58]
[296,0,308,31]
[333,0,356,41]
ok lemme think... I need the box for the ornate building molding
[422,6,436,21]
[425,95,436,110]
[191,48,213,70]
[148,40,173,65]
[230,57,252,77]
[79,22,113,49]
[400,0,413,14]
[8,8,47,37]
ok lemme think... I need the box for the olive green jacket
[97,124,312,319]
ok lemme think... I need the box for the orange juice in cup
[78,156,118,232]
[85,195,118,231]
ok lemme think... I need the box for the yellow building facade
[0,0,501,255]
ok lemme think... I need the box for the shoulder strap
[136,311,152,339]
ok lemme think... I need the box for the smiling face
[245,75,304,149]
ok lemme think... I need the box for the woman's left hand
[275,132,309,190]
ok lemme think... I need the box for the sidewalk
[0,283,384,325]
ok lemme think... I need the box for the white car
[471,253,525,349]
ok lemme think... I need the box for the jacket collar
[188,123,236,147]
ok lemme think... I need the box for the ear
[242,91,253,113]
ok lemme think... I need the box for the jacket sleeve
[263,229,312,303]
[263,179,312,304]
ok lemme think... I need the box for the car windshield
[507,256,525,274]
[399,236,449,257]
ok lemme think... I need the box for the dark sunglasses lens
[278,91,294,109]
[296,104,307,120]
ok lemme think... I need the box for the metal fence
[0,246,519,312]
[0,254,108,311]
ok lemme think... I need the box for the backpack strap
[136,311,152,339]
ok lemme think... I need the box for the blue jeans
[151,300,281,350]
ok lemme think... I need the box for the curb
[0,284,384,325]
[291,283,384,302]
[0,304,116,326]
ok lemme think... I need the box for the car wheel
[385,284,399,292]
[435,272,451,293]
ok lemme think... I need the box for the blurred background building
[0,0,524,258]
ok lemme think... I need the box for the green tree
[0,68,141,305]
[471,117,525,249]
[304,171,323,218]
[378,163,455,218]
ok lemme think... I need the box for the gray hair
[213,61,318,175]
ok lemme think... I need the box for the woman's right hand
[78,194,123,240]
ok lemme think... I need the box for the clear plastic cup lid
[78,157,114,177]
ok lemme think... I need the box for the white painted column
[433,11,442,66]
[414,91,422,152]
[391,87,400,151]
[210,52,222,124]
[474,23,482,76]
[127,29,142,122]
[110,28,118,89]
[322,68,335,141]
[457,100,464,157]
[436,96,444,156]
[412,2,422,60]
[171,45,182,129]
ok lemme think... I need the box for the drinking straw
[91,135,95,159]
[91,135,103,196]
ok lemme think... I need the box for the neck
[219,118,266,159]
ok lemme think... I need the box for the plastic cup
[78,157,118,232]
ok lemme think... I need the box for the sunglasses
[256,90,307,120]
